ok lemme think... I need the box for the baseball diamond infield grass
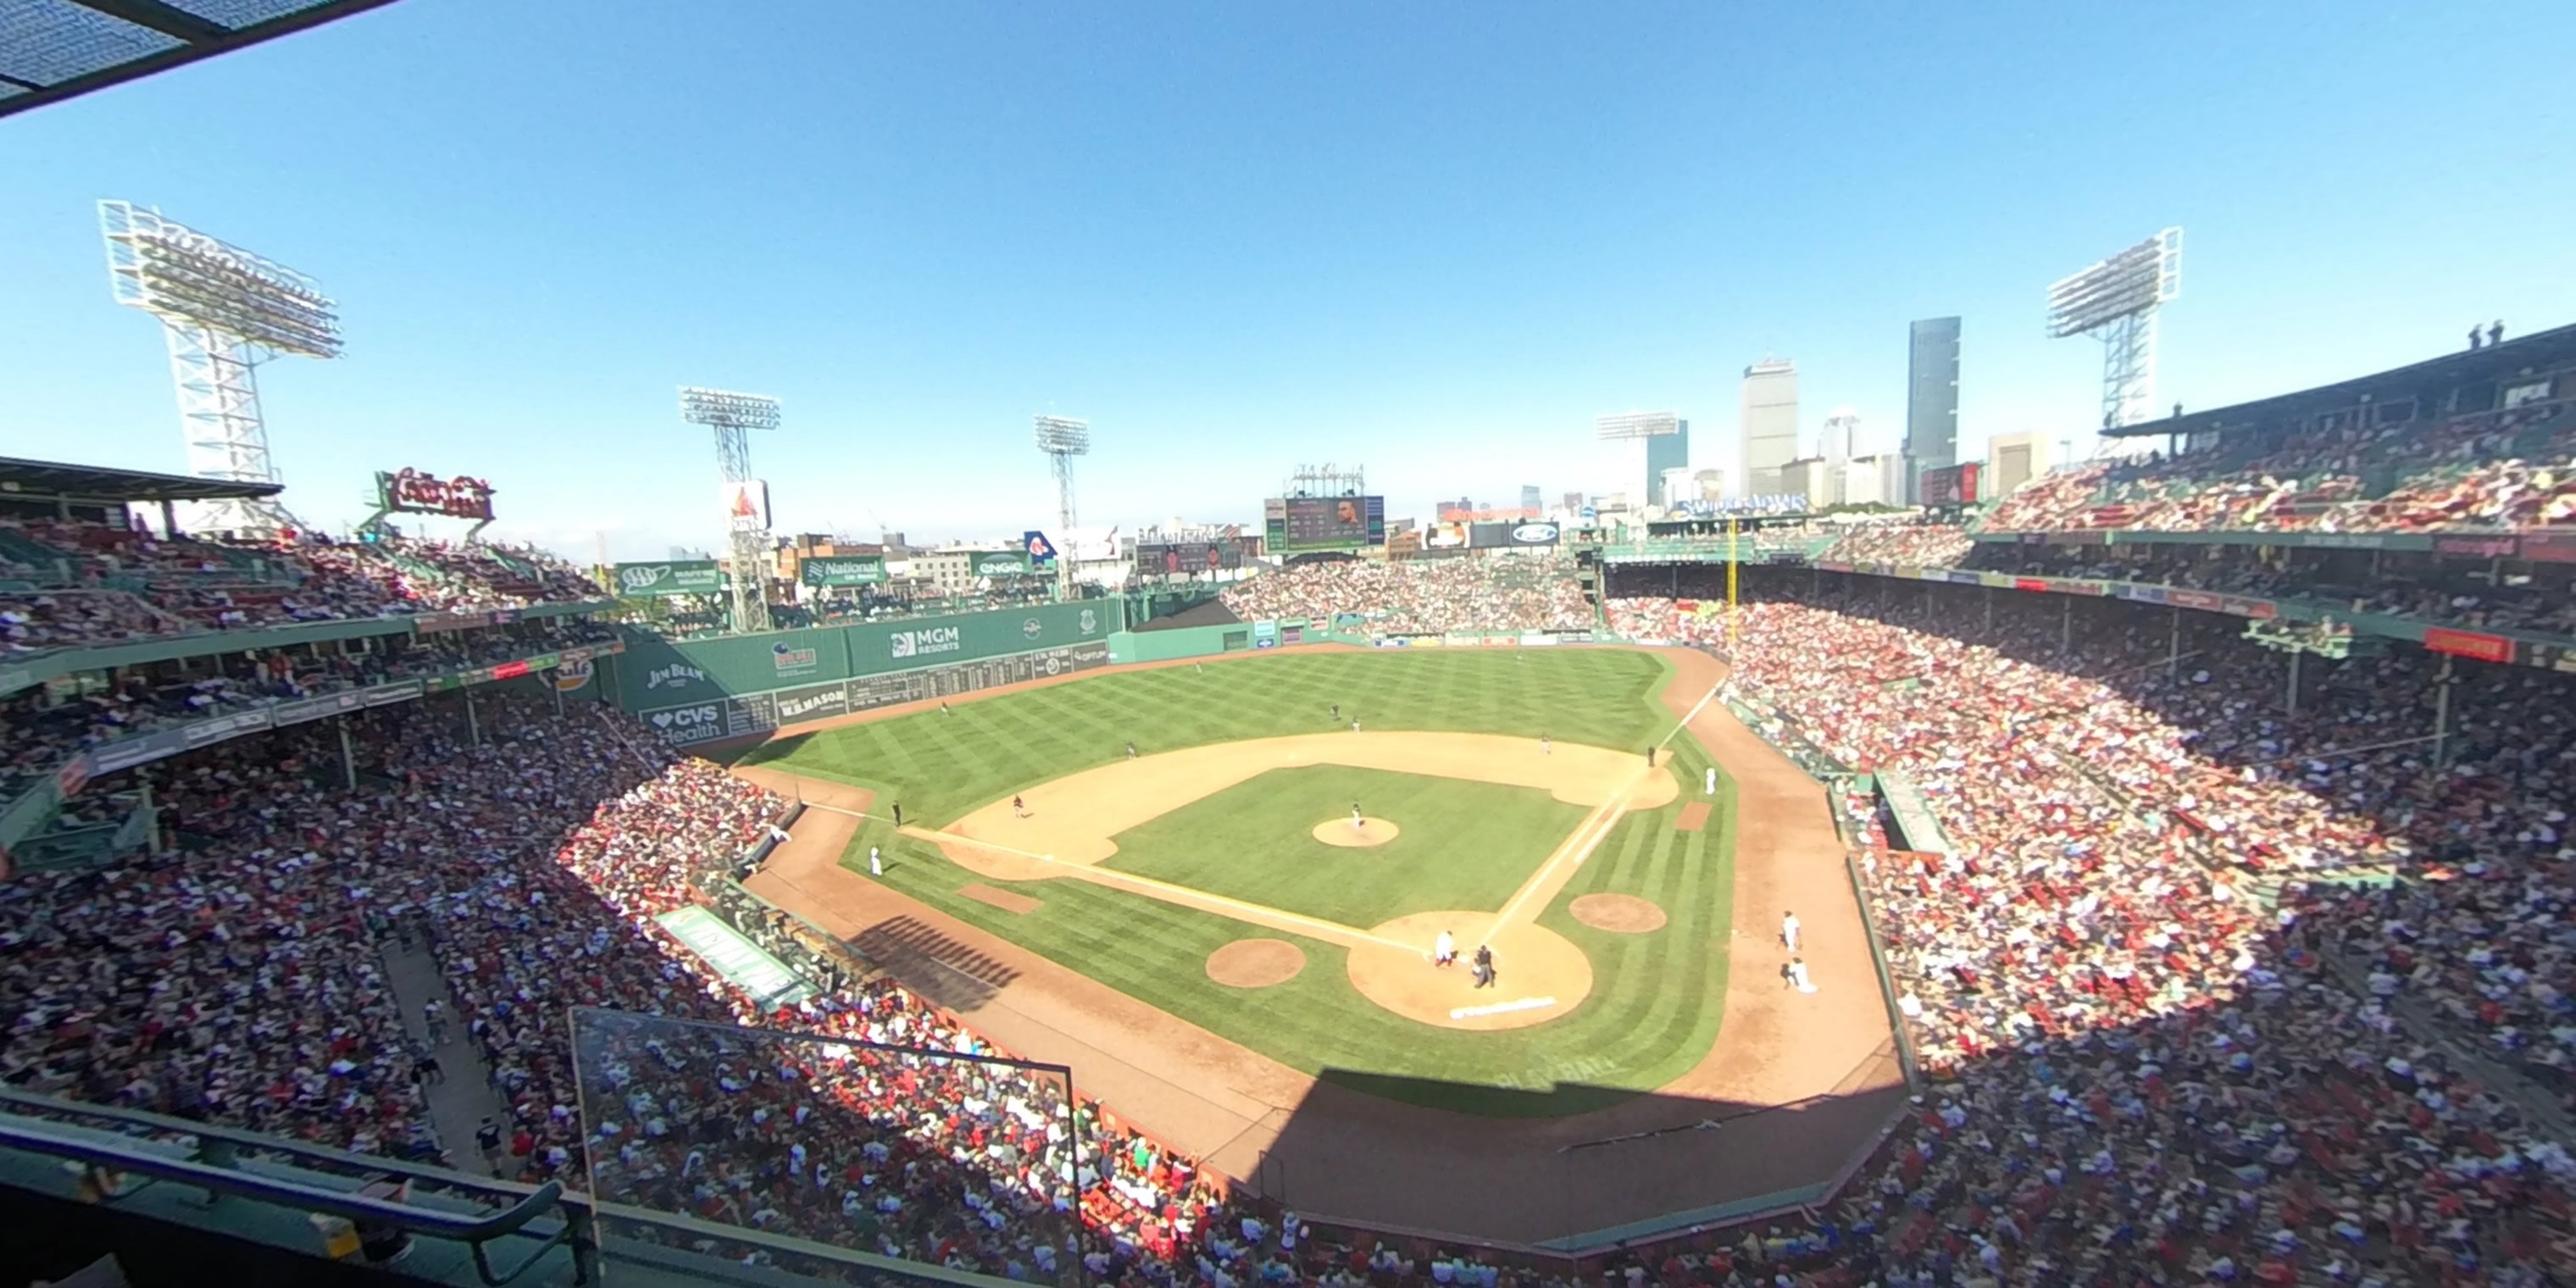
[1102,767,1588,927]
[739,649,1738,1117]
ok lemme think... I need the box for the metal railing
[0,1089,586,1285]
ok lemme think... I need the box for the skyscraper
[1519,485,1542,515]
[1740,359,1799,497]
[1646,419,1690,505]
[1904,318,1961,505]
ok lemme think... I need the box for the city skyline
[3,2,2572,558]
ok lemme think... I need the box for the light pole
[100,200,341,535]
[1035,415,1091,601]
[680,386,782,634]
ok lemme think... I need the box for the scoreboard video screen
[1137,540,1245,575]
[1264,495,1385,552]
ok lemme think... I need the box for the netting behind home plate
[569,1008,1082,1285]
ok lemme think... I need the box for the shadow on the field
[1252,1047,1907,1251]
[721,730,812,768]
[848,914,1022,1013]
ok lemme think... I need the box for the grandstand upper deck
[1,457,610,663]
[1981,324,2576,536]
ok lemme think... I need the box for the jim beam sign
[377,468,497,521]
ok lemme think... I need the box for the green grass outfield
[738,648,1737,1117]
[1103,765,1586,927]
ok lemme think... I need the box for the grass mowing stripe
[758,649,1738,1117]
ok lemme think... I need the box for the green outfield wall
[612,601,1128,747]
[612,601,1121,702]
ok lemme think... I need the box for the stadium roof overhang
[0,1,398,122]
[0,455,284,505]
[2107,319,2576,440]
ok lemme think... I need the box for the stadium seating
[0,516,607,651]
[1220,553,1590,634]
[1608,575,2576,1283]
[1982,405,2576,534]
[15,540,2576,1284]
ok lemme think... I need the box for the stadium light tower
[2046,227,2183,455]
[680,386,781,635]
[1034,415,1091,599]
[99,200,341,534]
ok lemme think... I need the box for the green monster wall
[611,601,1126,747]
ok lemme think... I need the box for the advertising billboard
[1137,541,1242,575]
[613,560,725,597]
[375,468,496,521]
[798,556,886,587]
[1918,462,1982,508]
[971,551,1032,577]
[1263,495,1385,552]
[721,480,772,530]
[1468,520,1561,547]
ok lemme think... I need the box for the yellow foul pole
[1726,516,1740,653]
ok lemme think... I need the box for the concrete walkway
[378,928,518,1177]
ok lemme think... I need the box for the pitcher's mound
[1207,938,1305,988]
[1570,893,1667,934]
[1313,818,1399,847]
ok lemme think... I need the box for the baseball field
[736,647,1738,1117]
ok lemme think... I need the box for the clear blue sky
[3,0,2569,561]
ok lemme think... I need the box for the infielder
[869,847,882,876]
[1781,910,1801,952]
[1540,733,1551,756]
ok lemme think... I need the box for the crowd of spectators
[1979,405,2575,536]
[0,691,1367,1284]
[1611,574,2576,1284]
[1817,524,1974,569]
[0,589,185,656]
[19,539,2576,1285]
[0,624,617,815]
[0,515,607,652]
[1220,554,1589,635]
[1959,545,2576,640]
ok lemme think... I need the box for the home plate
[1451,997,1556,1020]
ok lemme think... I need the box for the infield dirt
[733,645,1904,1246]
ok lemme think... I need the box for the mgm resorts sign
[888,623,963,660]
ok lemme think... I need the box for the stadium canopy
[1,1,397,121]
[2107,319,2576,441]
[0,455,283,505]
